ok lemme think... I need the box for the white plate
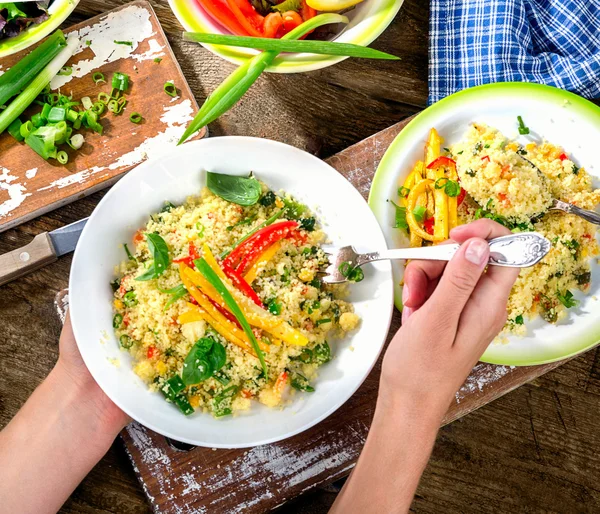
[369,83,600,366]
[70,136,393,448]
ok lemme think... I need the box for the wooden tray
[56,117,574,513]
[0,1,205,233]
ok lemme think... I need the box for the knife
[0,218,88,287]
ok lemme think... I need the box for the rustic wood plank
[0,1,205,233]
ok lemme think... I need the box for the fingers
[402,261,444,309]
[421,238,490,334]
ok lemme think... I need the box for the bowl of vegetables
[168,0,403,73]
[0,0,79,58]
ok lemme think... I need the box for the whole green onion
[0,36,78,135]
[178,14,348,145]
[0,30,66,106]
[183,32,400,60]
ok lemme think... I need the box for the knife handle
[0,233,58,287]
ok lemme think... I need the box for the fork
[320,232,551,284]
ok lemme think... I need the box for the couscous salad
[112,172,360,417]
[392,120,600,335]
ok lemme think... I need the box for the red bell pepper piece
[147,345,158,359]
[173,242,200,268]
[457,187,466,206]
[424,217,435,235]
[196,0,250,35]
[300,0,317,20]
[481,155,490,163]
[225,0,264,36]
[222,262,265,307]
[208,296,241,326]
[559,153,568,161]
[426,156,456,169]
[224,220,298,272]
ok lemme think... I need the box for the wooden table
[2,1,600,512]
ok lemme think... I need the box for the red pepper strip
[225,0,264,36]
[173,241,200,268]
[457,188,466,206]
[235,225,298,275]
[424,217,435,235]
[222,262,265,307]
[224,220,298,270]
[196,0,250,35]
[300,0,317,20]
[426,156,456,169]
[559,153,568,161]
[481,155,490,162]
[147,345,158,359]
[208,296,241,326]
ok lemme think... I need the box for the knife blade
[49,217,88,256]
[0,217,88,287]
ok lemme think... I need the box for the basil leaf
[208,341,227,372]
[135,233,170,281]
[389,200,408,230]
[290,373,315,392]
[206,172,261,206]
[195,336,215,355]
[182,346,213,385]
[314,342,331,365]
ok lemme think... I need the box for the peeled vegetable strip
[406,179,436,242]
[424,128,448,242]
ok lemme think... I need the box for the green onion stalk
[178,13,349,145]
[0,35,79,135]
[182,32,400,60]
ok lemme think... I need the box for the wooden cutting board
[56,117,576,513]
[0,1,205,233]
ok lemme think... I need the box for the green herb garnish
[207,171,262,206]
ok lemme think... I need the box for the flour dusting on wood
[455,363,515,403]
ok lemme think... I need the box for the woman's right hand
[379,219,521,418]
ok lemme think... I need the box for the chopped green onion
[412,205,426,222]
[164,82,177,97]
[113,313,123,328]
[112,72,130,91]
[56,150,68,164]
[435,178,461,197]
[91,102,105,115]
[20,120,33,138]
[120,334,133,349]
[316,318,332,326]
[68,133,85,150]
[108,99,119,113]
[25,126,58,160]
[154,57,162,63]
[97,92,110,103]
[81,96,93,110]
[0,30,66,107]
[86,40,92,46]
[178,14,348,144]
[398,186,410,198]
[92,72,105,84]
[183,32,401,61]
[517,115,530,135]
[47,106,66,123]
[110,87,121,99]
[57,66,72,76]
[0,36,78,135]
[47,92,59,105]
[130,112,142,124]
[66,109,78,123]
[41,103,51,120]
[114,40,133,46]
[31,112,44,128]
[53,121,68,144]
[7,118,24,142]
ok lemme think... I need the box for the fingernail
[402,283,410,304]
[465,239,489,266]
[402,306,413,324]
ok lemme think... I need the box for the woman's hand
[0,313,129,514]
[379,219,520,418]
[331,220,520,514]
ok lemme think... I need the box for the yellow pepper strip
[406,179,436,241]
[178,304,253,354]
[201,243,227,281]
[244,241,282,284]
[447,162,459,230]
[403,161,425,248]
[424,128,448,241]
[183,254,308,346]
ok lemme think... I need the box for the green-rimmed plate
[369,82,600,366]
[168,0,403,73]
[0,0,79,58]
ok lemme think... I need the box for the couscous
[112,172,360,417]
[393,121,600,336]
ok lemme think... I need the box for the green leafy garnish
[514,314,524,325]
[135,233,170,281]
[557,290,579,309]
[398,186,410,198]
[517,115,530,135]
[182,336,227,385]
[124,243,137,262]
[158,284,188,310]
[290,373,315,392]
[412,205,426,222]
[434,177,461,197]
[206,171,262,206]
[389,200,408,230]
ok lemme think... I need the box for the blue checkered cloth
[429,0,600,105]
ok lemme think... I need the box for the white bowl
[168,0,404,73]
[369,83,600,366]
[70,136,393,447]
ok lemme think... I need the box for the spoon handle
[551,199,600,225]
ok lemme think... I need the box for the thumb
[421,238,490,334]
